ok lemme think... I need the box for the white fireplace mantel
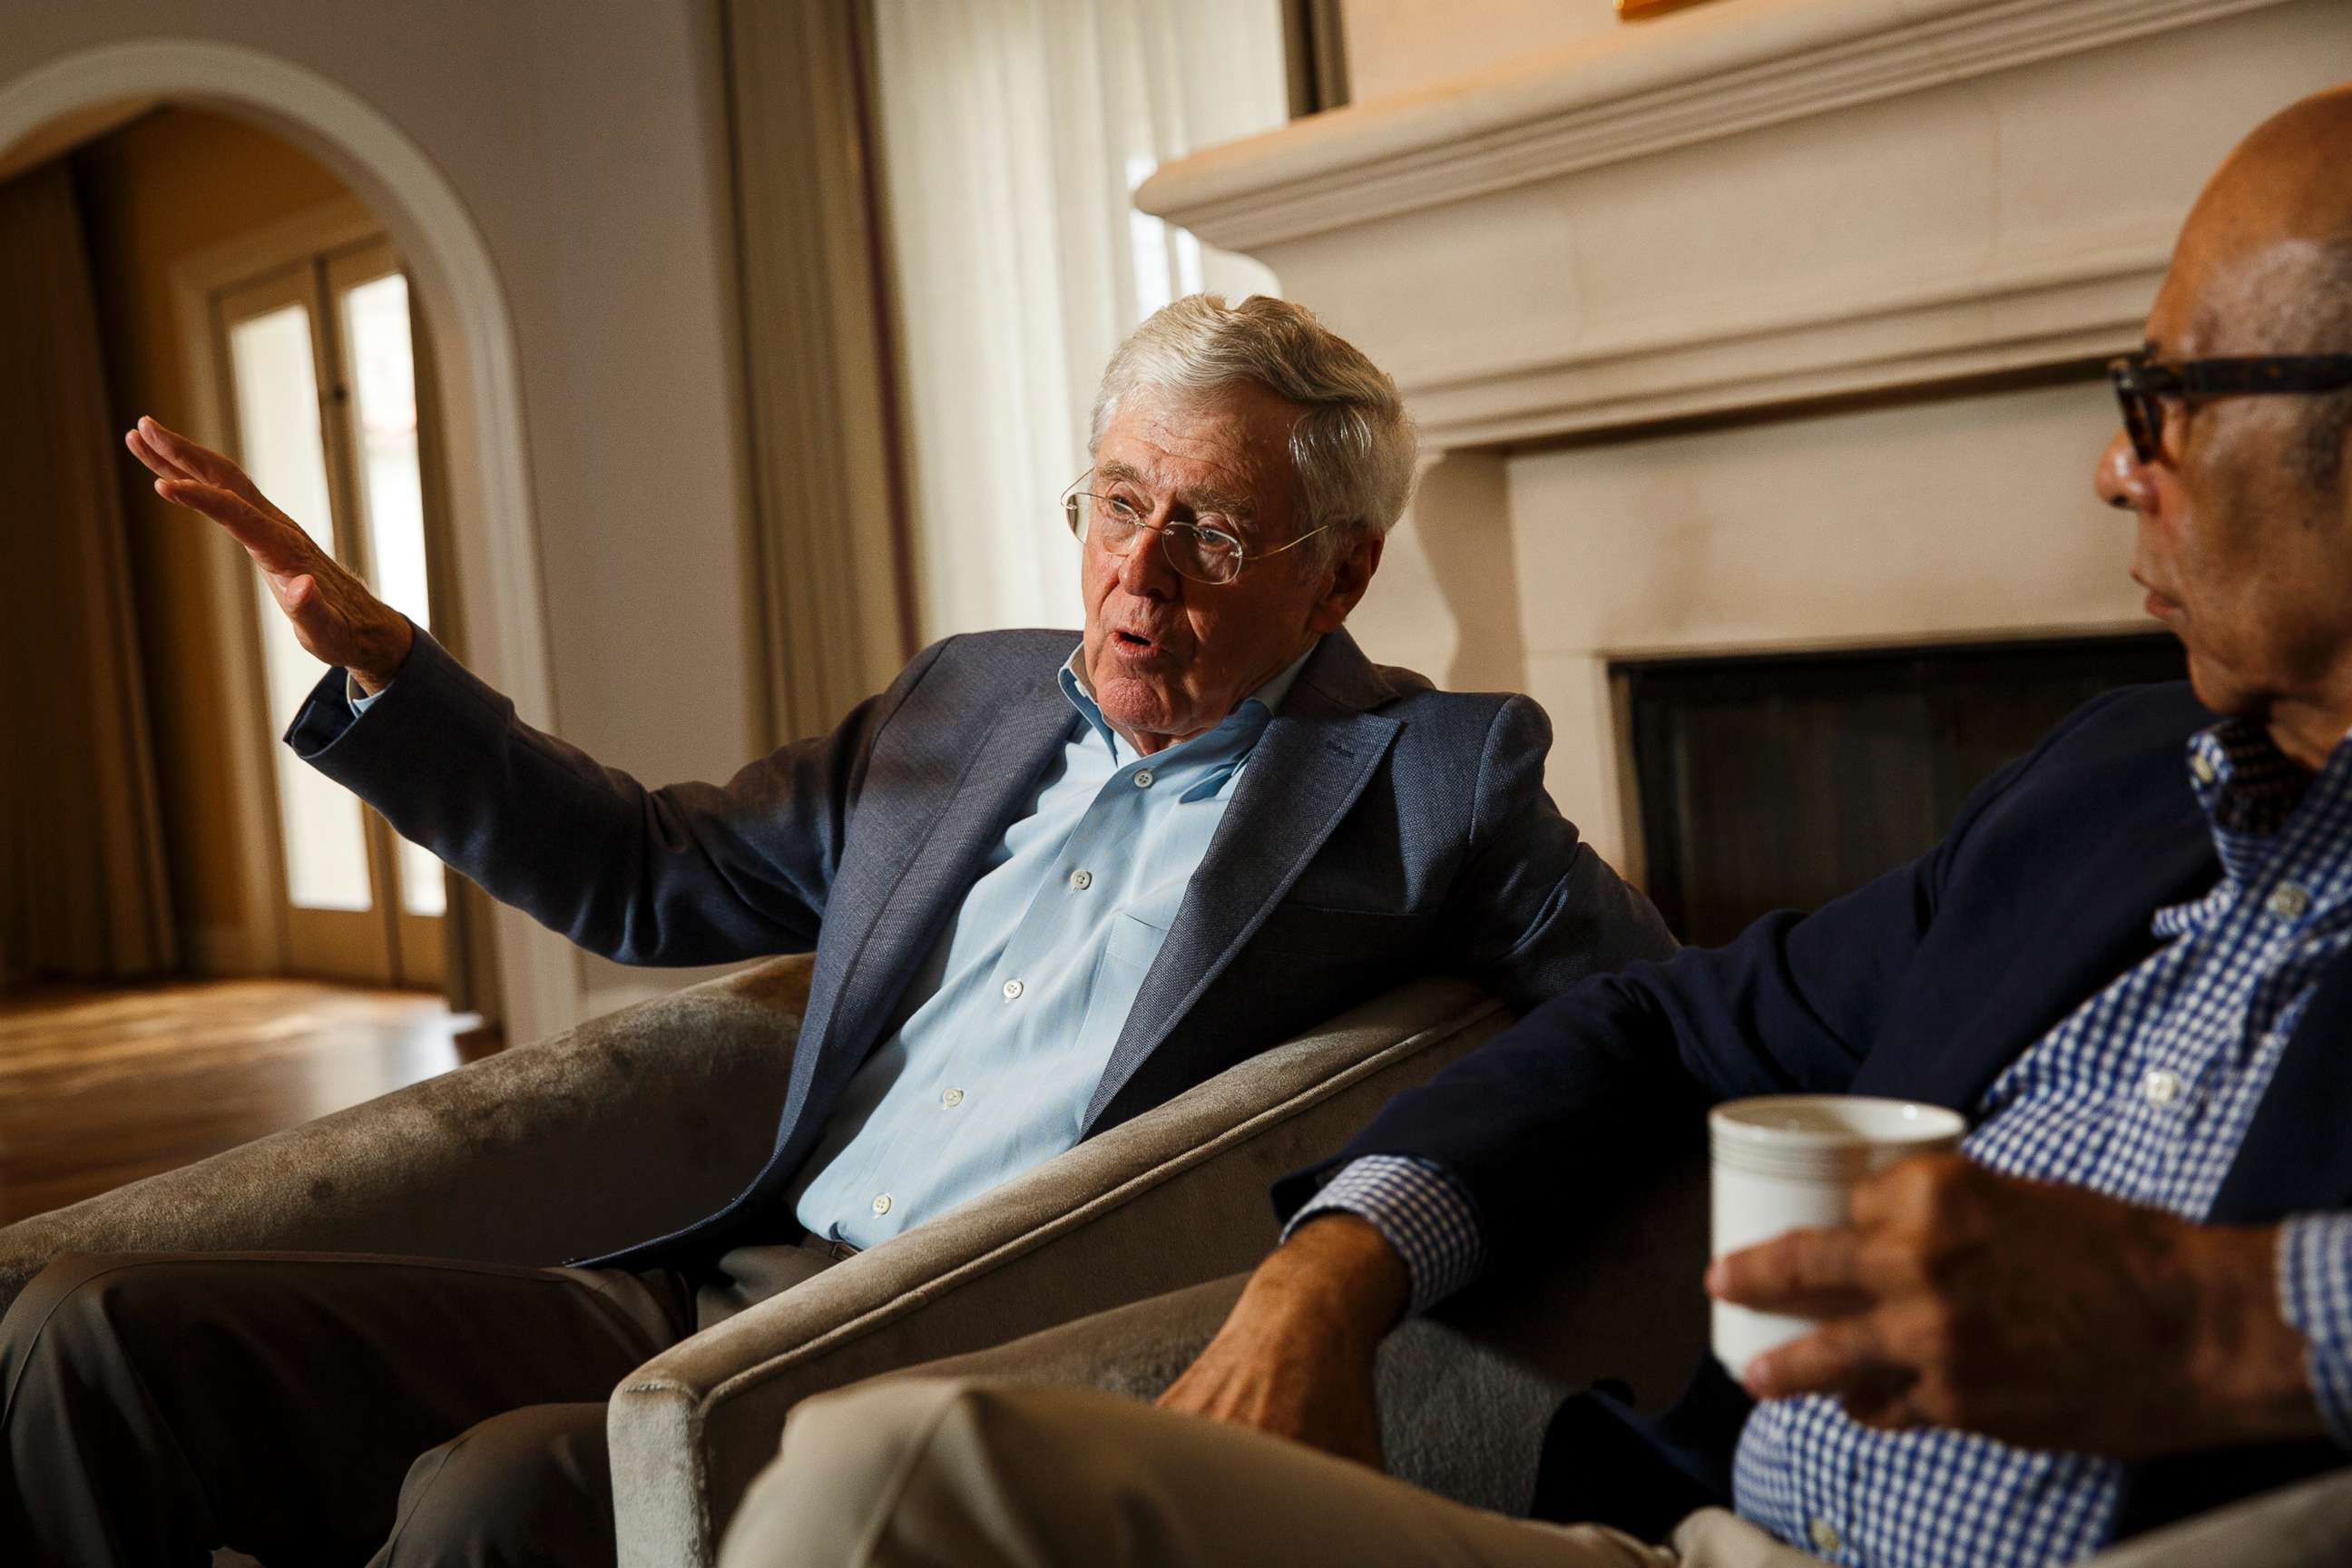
[1133,0,2347,878]
[1138,0,2329,449]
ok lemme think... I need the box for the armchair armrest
[0,956,813,1318]
[863,1147,1710,1519]
[608,977,1511,1568]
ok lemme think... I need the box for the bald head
[2170,86,2352,342]
[2161,85,2352,489]
[2196,84,2352,252]
[2097,84,2352,768]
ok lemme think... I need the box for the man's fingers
[137,416,263,501]
[1841,1366,1930,1431]
[1743,1315,1897,1402]
[155,479,317,573]
[1710,1226,1874,1312]
[124,426,198,484]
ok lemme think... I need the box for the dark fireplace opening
[1619,633,2187,947]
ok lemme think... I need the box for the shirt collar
[2157,719,2352,937]
[1057,637,1320,768]
[2187,719,2315,840]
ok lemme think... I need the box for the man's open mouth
[1113,630,1154,649]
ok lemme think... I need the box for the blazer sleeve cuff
[284,623,507,779]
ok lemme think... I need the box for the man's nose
[2094,429,2150,513]
[1116,525,1181,599]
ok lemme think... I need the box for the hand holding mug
[1708,1147,2318,1458]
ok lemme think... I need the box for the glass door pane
[334,263,446,921]
[225,289,375,916]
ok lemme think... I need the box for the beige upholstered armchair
[781,1145,2352,1568]
[0,953,1515,1566]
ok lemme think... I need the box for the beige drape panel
[720,0,914,747]
[869,0,1289,641]
[0,162,175,984]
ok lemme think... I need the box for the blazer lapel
[2210,952,2352,1221]
[1082,632,1400,1129]
[1851,786,2215,1112]
[785,671,1079,1128]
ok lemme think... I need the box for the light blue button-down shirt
[355,644,1312,1247]
[784,641,1317,1247]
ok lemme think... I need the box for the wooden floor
[0,978,488,1225]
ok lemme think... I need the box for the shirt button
[871,1193,892,1216]
[2269,883,2311,921]
[1069,868,1093,891]
[2141,1067,2183,1106]
[1132,769,1155,789]
[1808,1518,1842,1554]
[942,1087,965,1108]
[2190,751,2218,785]
[1002,978,1024,1001]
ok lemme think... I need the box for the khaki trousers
[0,1240,839,1567]
[722,1377,1819,1568]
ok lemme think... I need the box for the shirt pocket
[1102,909,1170,977]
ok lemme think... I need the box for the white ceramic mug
[1709,1094,1968,1380]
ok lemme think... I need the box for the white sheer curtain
[873,0,1290,640]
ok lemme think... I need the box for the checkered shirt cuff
[2278,1212,2352,1452]
[1282,1155,1484,1317]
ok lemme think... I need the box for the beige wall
[74,107,356,965]
[1,1,757,1018]
[1341,0,1656,103]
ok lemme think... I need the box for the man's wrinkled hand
[1706,1152,2318,1457]
[1155,1214,1410,1469]
[126,415,413,691]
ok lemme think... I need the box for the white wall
[0,0,758,1019]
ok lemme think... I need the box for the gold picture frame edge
[1617,0,1722,21]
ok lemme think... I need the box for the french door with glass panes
[214,239,449,988]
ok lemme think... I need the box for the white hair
[1088,294,1418,560]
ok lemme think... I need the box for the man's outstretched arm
[126,414,899,965]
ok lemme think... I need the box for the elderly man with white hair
[0,294,1673,1566]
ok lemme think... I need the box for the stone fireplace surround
[1138,0,2350,882]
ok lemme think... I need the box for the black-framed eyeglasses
[1060,471,1332,586]
[2108,354,2352,464]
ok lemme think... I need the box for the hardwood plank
[0,978,486,1225]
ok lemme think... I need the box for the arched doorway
[0,39,575,1041]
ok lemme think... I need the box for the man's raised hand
[126,415,414,691]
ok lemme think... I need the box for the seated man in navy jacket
[736,83,2352,1568]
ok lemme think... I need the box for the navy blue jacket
[1279,681,2352,1540]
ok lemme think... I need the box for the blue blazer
[289,626,1673,1269]
[1281,680,2352,1540]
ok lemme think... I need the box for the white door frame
[0,39,581,1040]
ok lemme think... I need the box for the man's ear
[1308,534,1384,633]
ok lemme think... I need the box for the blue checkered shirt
[1291,718,2352,1566]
